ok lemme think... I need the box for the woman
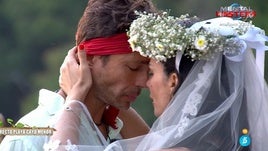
[104,13,268,151]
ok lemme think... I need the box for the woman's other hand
[59,45,92,102]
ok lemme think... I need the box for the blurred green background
[0,0,267,126]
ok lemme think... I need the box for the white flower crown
[127,11,190,62]
[127,11,265,62]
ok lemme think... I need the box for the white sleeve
[43,100,107,151]
[45,100,82,149]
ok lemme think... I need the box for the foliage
[0,0,86,121]
[6,118,24,128]
[21,44,70,114]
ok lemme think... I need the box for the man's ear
[168,73,180,95]
[86,55,97,67]
[87,55,95,67]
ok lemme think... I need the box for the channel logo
[239,128,251,147]
[216,3,256,20]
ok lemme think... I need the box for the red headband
[79,33,132,55]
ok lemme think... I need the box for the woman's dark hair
[76,0,158,44]
[162,56,196,94]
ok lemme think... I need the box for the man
[0,0,158,150]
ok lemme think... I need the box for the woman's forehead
[149,59,163,68]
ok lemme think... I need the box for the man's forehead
[115,52,149,64]
[129,53,150,64]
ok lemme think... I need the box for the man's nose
[135,73,148,88]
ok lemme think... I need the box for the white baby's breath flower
[177,45,183,51]
[135,46,142,53]
[155,55,166,62]
[129,34,138,43]
[127,11,189,62]
[156,43,164,51]
[128,40,135,50]
[128,11,254,61]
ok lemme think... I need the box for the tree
[0,0,86,121]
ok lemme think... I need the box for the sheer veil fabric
[104,18,268,151]
[45,18,268,151]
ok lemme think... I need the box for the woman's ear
[168,73,180,95]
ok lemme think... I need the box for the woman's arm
[118,107,150,138]
[49,46,92,145]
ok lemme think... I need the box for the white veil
[104,17,268,151]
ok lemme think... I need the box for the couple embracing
[1,0,268,150]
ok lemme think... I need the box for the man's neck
[83,92,107,125]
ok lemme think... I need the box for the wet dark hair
[76,0,158,44]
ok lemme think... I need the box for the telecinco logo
[239,128,251,147]
[216,3,256,20]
